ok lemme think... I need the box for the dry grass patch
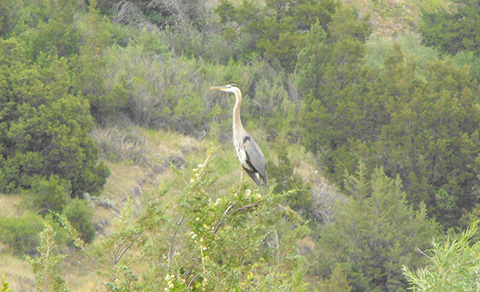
[346,0,447,37]
[0,252,35,292]
[0,194,22,217]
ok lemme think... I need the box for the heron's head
[210,84,239,93]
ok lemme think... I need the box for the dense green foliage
[0,2,110,196]
[420,0,480,56]
[216,0,339,71]
[0,212,44,256]
[313,163,440,291]
[267,144,313,220]
[30,176,70,217]
[1,0,480,290]
[298,17,480,228]
[63,199,95,243]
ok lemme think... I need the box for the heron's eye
[230,83,237,87]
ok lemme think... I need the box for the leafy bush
[316,264,352,292]
[0,212,44,256]
[366,55,480,227]
[298,23,480,227]
[63,199,95,243]
[364,33,440,74]
[215,0,339,71]
[25,0,80,59]
[453,50,480,82]
[267,144,313,220]
[30,176,70,217]
[0,38,110,196]
[73,1,129,125]
[0,0,21,38]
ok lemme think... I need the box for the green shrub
[0,0,20,38]
[0,212,43,256]
[63,199,95,243]
[30,176,70,216]
[298,25,480,228]
[267,144,313,220]
[453,50,480,82]
[61,149,309,291]
[420,0,480,56]
[314,164,440,291]
[215,0,339,72]
[0,38,110,196]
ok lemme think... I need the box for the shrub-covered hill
[0,126,328,291]
[1,126,441,292]
[2,0,480,291]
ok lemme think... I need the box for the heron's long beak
[210,86,227,91]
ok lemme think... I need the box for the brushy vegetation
[404,222,480,292]
[56,148,309,291]
[0,212,44,256]
[1,0,480,290]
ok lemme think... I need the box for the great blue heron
[210,84,267,187]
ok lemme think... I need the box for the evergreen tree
[0,38,109,196]
[22,0,80,59]
[0,0,20,38]
[216,0,338,71]
[72,0,128,124]
[367,54,480,228]
[314,163,440,291]
[298,30,480,228]
[267,144,313,220]
[297,6,371,183]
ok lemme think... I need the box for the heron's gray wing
[243,136,267,185]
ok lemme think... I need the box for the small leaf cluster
[0,212,44,256]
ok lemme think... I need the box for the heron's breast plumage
[233,132,251,170]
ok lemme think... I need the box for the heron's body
[211,84,267,187]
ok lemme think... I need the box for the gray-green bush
[0,212,43,256]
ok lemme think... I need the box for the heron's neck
[233,89,245,134]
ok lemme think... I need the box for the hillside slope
[1,125,336,291]
[345,0,445,36]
